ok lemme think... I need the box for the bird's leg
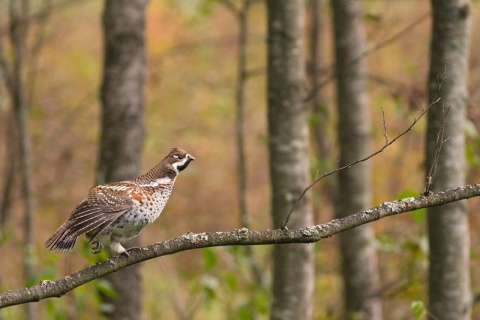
[110,238,129,257]
[90,237,104,254]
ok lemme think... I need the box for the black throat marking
[177,158,194,172]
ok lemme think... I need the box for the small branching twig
[424,103,450,195]
[381,107,388,144]
[281,68,447,229]
[304,12,429,104]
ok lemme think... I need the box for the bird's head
[164,147,195,174]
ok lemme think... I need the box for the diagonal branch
[281,97,441,229]
[281,66,447,229]
[1,183,480,308]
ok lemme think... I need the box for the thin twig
[381,107,388,145]
[424,103,450,195]
[281,68,447,229]
[304,12,429,104]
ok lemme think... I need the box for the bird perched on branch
[45,147,195,256]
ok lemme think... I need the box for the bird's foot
[121,246,139,257]
[90,239,104,254]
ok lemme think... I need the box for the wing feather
[45,183,135,252]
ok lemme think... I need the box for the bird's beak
[187,154,195,161]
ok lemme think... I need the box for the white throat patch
[141,177,173,187]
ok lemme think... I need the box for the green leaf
[201,275,219,307]
[236,303,254,320]
[223,272,238,292]
[203,247,217,271]
[364,13,382,22]
[254,291,269,314]
[464,119,478,138]
[466,142,480,168]
[411,300,426,319]
[95,279,118,299]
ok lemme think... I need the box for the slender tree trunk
[331,1,382,319]
[309,0,329,160]
[98,1,147,319]
[8,1,37,319]
[232,0,263,291]
[266,1,314,319]
[0,118,16,230]
[426,1,471,319]
[236,0,250,235]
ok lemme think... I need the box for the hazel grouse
[45,147,195,256]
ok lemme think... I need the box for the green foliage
[163,246,270,318]
[24,244,38,287]
[411,300,426,319]
[364,12,382,22]
[95,279,118,299]
[223,271,238,292]
[465,120,480,168]
[203,247,218,271]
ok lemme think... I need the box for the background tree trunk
[331,1,382,319]
[309,0,330,161]
[426,1,471,319]
[98,1,147,319]
[231,0,264,297]
[266,1,314,319]
[7,1,36,319]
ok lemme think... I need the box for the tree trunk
[233,0,264,292]
[426,1,471,319]
[309,0,330,161]
[331,1,382,319]
[8,1,37,319]
[98,1,147,319]
[266,1,314,319]
[0,112,17,232]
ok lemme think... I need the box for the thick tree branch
[1,183,480,308]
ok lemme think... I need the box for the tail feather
[45,223,78,252]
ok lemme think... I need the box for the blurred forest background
[1,0,480,319]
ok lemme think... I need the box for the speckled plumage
[45,147,195,255]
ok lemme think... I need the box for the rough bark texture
[266,1,314,319]
[332,1,382,319]
[426,1,471,319]
[98,1,147,319]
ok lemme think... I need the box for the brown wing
[45,183,133,252]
